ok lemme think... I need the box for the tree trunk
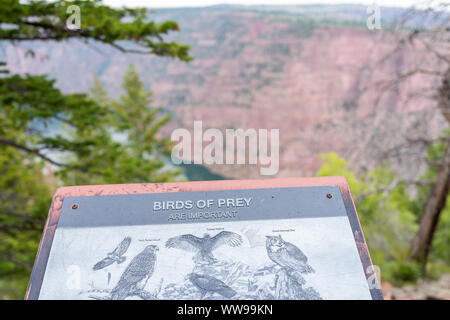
[408,66,450,269]
[409,142,450,267]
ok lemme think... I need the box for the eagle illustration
[187,273,237,299]
[266,235,314,274]
[165,231,243,263]
[93,236,131,270]
[110,245,158,300]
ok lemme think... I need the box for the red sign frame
[25,176,382,300]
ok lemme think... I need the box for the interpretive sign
[26,177,382,300]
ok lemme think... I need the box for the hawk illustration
[110,245,158,300]
[93,236,131,270]
[187,273,237,299]
[266,235,314,274]
[165,231,243,263]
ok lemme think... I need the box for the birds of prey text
[165,231,243,263]
[266,235,314,273]
[188,273,237,299]
[110,245,158,300]
[93,236,131,270]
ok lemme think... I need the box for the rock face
[2,5,448,179]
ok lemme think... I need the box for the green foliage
[316,152,363,194]
[0,0,191,299]
[0,74,109,169]
[384,261,421,283]
[59,66,181,185]
[427,131,450,268]
[0,67,183,298]
[0,147,51,299]
[0,0,192,61]
[431,202,450,266]
[316,152,439,285]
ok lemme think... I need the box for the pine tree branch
[0,138,68,167]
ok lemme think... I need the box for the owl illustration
[265,235,314,274]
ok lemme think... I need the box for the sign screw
[326,194,333,199]
[72,204,78,210]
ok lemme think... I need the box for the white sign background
[39,216,371,300]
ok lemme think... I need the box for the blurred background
[0,0,449,299]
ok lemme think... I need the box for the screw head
[326,194,333,199]
[71,204,78,210]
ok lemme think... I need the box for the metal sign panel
[26,177,382,300]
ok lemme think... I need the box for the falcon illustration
[187,273,237,299]
[110,245,158,300]
[165,231,243,263]
[93,236,131,271]
[265,235,315,274]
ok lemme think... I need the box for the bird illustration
[93,236,131,270]
[265,235,314,274]
[110,245,158,300]
[165,231,243,263]
[187,273,237,299]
